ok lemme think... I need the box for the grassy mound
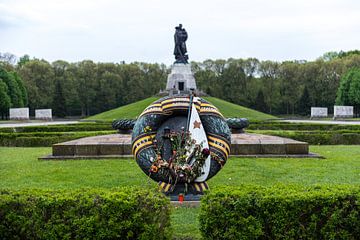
[86,96,277,121]
[86,97,159,120]
[204,97,277,121]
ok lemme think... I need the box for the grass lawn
[1,145,360,239]
[86,96,277,121]
[86,97,159,120]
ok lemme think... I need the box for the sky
[1,0,360,65]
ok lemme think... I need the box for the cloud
[1,0,360,64]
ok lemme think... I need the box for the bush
[252,130,360,145]
[0,123,113,133]
[248,122,360,131]
[199,185,360,240]
[0,188,171,239]
[0,131,116,147]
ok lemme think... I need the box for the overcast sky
[1,0,360,64]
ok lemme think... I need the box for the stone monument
[35,109,52,120]
[333,106,353,119]
[9,108,29,120]
[165,24,197,95]
[310,107,328,119]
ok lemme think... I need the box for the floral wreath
[145,126,221,185]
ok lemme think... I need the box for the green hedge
[248,122,360,131]
[0,123,112,133]
[0,188,171,239]
[0,131,116,147]
[199,185,360,240]
[251,130,360,145]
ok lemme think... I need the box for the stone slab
[9,108,29,120]
[311,107,328,118]
[334,106,353,118]
[35,109,52,120]
[43,133,312,160]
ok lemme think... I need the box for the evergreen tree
[335,68,357,105]
[0,67,23,107]
[11,72,28,106]
[0,80,11,119]
[297,86,311,116]
[348,70,360,117]
[53,79,67,117]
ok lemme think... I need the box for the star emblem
[193,120,201,129]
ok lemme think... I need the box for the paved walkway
[0,121,79,128]
[281,119,360,125]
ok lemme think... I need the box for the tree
[320,51,339,61]
[0,80,11,119]
[12,72,28,106]
[0,67,23,107]
[259,61,280,114]
[53,79,67,117]
[0,52,17,65]
[76,60,97,116]
[335,68,359,106]
[254,90,267,113]
[18,59,55,110]
[18,54,30,68]
[297,86,311,116]
[278,61,301,114]
[348,69,360,116]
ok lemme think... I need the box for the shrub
[199,185,360,240]
[0,131,116,147]
[0,123,113,133]
[251,130,360,145]
[0,188,171,239]
[248,122,360,131]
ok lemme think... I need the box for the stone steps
[40,133,315,160]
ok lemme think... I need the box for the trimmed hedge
[0,131,116,147]
[248,122,360,131]
[0,188,171,239]
[251,130,360,145]
[0,123,113,133]
[199,185,360,239]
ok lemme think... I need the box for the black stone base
[159,182,208,201]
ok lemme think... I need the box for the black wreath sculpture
[131,96,231,184]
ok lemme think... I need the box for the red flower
[202,148,210,156]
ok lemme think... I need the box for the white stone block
[334,106,353,118]
[9,108,29,120]
[311,107,328,118]
[35,109,52,120]
[166,63,197,92]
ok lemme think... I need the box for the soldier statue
[174,24,188,63]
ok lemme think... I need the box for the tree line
[192,52,360,116]
[1,50,360,118]
[3,56,168,117]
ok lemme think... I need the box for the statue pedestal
[166,63,197,95]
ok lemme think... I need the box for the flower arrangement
[146,126,211,186]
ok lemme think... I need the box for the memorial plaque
[35,109,52,120]
[334,106,353,119]
[311,107,328,118]
[9,108,29,120]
